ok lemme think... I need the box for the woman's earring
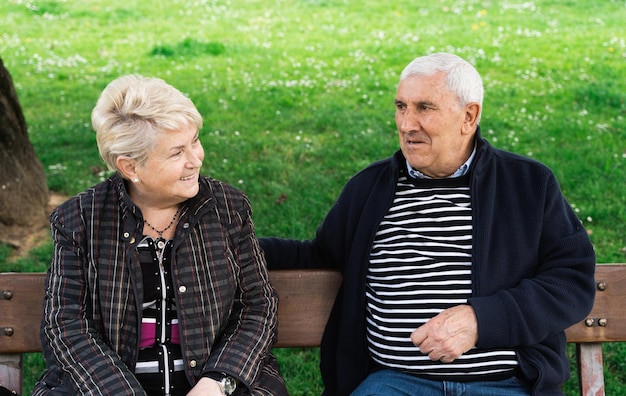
[133,178,139,183]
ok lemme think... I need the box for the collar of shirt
[407,145,477,180]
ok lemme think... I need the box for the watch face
[223,376,237,394]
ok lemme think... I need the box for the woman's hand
[186,377,224,396]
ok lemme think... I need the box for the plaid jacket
[34,174,286,395]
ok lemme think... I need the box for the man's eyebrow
[414,100,436,108]
[395,98,436,108]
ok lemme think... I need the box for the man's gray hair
[400,52,483,122]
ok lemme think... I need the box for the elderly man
[260,52,595,396]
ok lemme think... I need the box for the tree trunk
[0,57,49,236]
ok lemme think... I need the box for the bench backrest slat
[564,264,626,343]
[270,269,342,348]
[0,273,46,353]
[1,263,625,396]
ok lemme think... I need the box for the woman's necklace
[144,206,182,243]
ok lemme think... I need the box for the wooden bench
[1,264,625,395]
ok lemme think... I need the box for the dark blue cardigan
[260,130,596,395]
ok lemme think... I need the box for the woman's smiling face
[395,72,478,178]
[132,123,204,206]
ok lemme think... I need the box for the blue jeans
[350,369,530,396]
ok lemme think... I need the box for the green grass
[1,0,625,394]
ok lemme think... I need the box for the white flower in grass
[49,164,68,173]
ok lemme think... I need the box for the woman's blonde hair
[92,75,203,173]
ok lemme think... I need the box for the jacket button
[189,360,197,368]
[183,223,190,229]
[179,285,187,293]
[123,232,130,238]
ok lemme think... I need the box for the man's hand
[410,304,478,363]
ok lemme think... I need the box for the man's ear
[116,156,137,181]
[462,102,481,135]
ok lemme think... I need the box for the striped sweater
[367,174,518,379]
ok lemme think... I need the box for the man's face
[395,72,478,178]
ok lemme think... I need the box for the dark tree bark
[0,57,49,239]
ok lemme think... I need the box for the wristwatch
[217,374,237,395]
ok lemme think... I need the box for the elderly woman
[33,75,288,396]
